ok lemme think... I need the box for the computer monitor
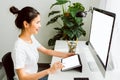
[87,7,116,77]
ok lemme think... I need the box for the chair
[2,52,15,80]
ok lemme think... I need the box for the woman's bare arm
[16,61,63,80]
[37,46,74,58]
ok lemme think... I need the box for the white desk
[48,40,120,80]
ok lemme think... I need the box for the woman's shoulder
[14,38,26,48]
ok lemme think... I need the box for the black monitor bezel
[88,7,116,70]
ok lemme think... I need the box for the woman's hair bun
[9,6,19,14]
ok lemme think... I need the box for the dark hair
[10,6,40,29]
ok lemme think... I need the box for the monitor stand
[88,51,114,77]
[88,61,99,72]
[88,58,114,72]
[106,52,114,71]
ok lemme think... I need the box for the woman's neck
[19,30,33,44]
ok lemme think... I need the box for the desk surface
[48,40,120,80]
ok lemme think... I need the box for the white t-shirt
[12,35,41,79]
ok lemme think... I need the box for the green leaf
[75,17,83,25]
[54,27,62,31]
[78,27,86,36]
[68,2,85,17]
[64,29,74,39]
[50,0,70,9]
[48,11,60,17]
[72,2,85,11]
[62,16,74,27]
[69,8,79,17]
[47,15,62,25]
[54,33,63,39]
[48,39,55,46]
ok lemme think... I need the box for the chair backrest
[2,52,15,80]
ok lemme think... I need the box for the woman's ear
[23,21,29,28]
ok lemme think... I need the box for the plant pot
[67,40,77,53]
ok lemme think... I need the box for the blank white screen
[90,10,114,66]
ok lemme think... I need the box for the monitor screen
[88,7,116,76]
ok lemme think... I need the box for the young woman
[10,6,74,80]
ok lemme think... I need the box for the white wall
[0,0,54,63]
[105,0,120,71]
[0,0,100,63]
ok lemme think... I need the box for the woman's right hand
[48,61,64,74]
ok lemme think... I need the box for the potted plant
[47,0,86,51]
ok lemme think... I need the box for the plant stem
[62,5,65,14]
